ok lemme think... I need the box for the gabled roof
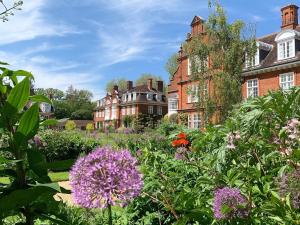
[243,26,300,75]
[190,15,205,26]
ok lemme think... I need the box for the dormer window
[245,51,260,68]
[275,29,300,61]
[132,92,137,101]
[278,40,295,60]
[128,93,132,102]
[147,93,153,101]
[156,94,162,101]
[245,41,272,69]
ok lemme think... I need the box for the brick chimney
[147,78,153,90]
[281,4,299,30]
[191,16,205,36]
[113,85,118,92]
[156,81,163,92]
[127,81,133,90]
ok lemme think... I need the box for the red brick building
[94,79,167,129]
[242,4,300,98]
[168,5,300,128]
[168,16,211,129]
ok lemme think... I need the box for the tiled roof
[243,26,300,74]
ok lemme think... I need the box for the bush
[65,120,76,130]
[38,130,102,161]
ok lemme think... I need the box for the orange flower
[172,138,189,147]
[177,133,187,139]
[172,139,181,147]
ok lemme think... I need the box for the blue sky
[0,0,296,100]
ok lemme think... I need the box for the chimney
[113,85,118,92]
[127,81,133,90]
[191,16,205,36]
[156,81,163,92]
[147,78,153,90]
[281,4,299,30]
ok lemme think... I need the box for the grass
[0,171,70,185]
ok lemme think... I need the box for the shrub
[86,123,94,132]
[65,120,76,130]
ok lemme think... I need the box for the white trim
[279,72,295,90]
[246,78,259,98]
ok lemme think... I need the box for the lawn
[0,171,69,185]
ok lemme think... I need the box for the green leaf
[29,95,52,104]
[30,182,62,193]
[45,159,75,171]
[0,61,9,65]
[27,148,47,177]
[0,186,57,213]
[14,103,40,148]
[13,70,34,79]
[39,214,70,225]
[40,119,58,127]
[2,77,30,117]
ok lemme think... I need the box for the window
[168,99,178,111]
[156,94,162,101]
[247,79,259,98]
[104,107,110,120]
[132,106,136,115]
[132,92,137,101]
[280,72,294,90]
[187,85,192,103]
[127,107,131,115]
[278,40,295,60]
[245,50,260,68]
[193,114,201,129]
[128,94,132,102]
[188,58,191,76]
[111,106,117,119]
[157,106,162,115]
[147,93,153,101]
[188,114,192,128]
[148,106,153,114]
[122,107,126,115]
[192,85,199,103]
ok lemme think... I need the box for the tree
[35,88,64,100]
[184,0,256,124]
[165,53,179,79]
[136,73,163,87]
[0,0,22,22]
[71,109,93,120]
[105,78,127,92]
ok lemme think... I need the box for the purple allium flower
[279,170,300,209]
[284,118,300,141]
[213,187,249,220]
[175,147,189,160]
[70,147,143,208]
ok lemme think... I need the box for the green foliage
[122,115,134,128]
[65,120,76,130]
[71,109,93,120]
[0,0,23,22]
[35,88,64,100]
[136,73,164,89]
[38,130,101,162]
[165,53,179,79]
[105,78,128,92]
[0,62,70,224]
[185,1,256,124]
[86,123,94,132]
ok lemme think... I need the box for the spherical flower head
[70,147,143,208]
[33,135,42,147]
[213,187,249,220]
[175,147,189,160]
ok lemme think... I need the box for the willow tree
[184,1,256,124]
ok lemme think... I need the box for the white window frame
[147,93,153,101]
[132,92,137,101]
[278,39,295,60]
[127,107,131,115]
[132,106,136,115]
[157,106,162,115]
[128,94,132,102]
[148,106,153,114]
[247,79,259,98]
[104,107,110,120]
[192,85,199,103]
[245,50,260,68]
[280,72,294,91]
[193,114,201,129]
[187,85,192,103]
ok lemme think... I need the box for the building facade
[94,79,168,129]
[168,16,212,129]
[242,5,300,98]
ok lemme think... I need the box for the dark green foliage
[38,130,101,162]
[0,62,70,224]
[165,53,179,79]
[70,109,93,120]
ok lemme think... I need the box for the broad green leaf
[13,70,34,79]
[40,119,58,127]
[14,103,39,148]
[0,186,56,212]
[2,77,30,117]
[29,95,52,104]
[45,159,75,171]
[0,61,9,65]
[39,214,70,225]
[30,182,62,193]
[27,148,47,177]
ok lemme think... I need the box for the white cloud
[252,15,263,22]
[0,0,78,45]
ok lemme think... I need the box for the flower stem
[108,203,113,225]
